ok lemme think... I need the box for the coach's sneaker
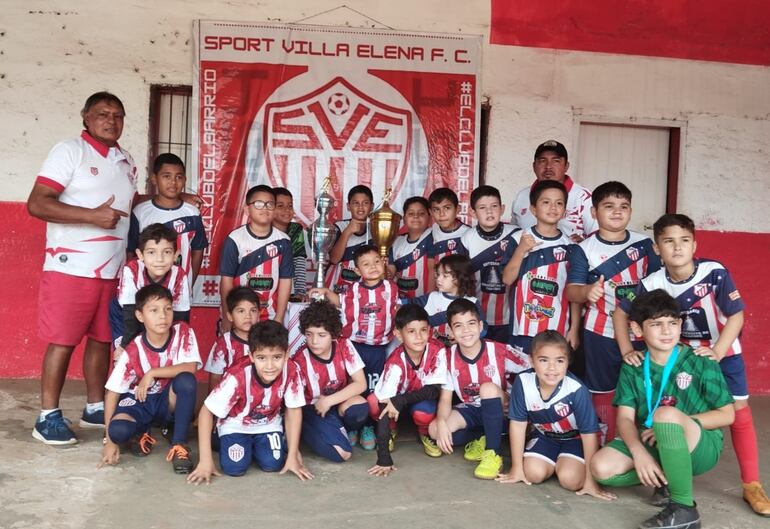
[473,449,502,480]
[649,485,672,507]
[463,436,486,461]
[360,426,376,451]
[166,444,194,474]
[639,501,700,529]
[347,429,359,447]
[33,410,77,445]
[743,482,770,516]
[79,406,105,429]
[130,432,157,457]
[420,434,442,458]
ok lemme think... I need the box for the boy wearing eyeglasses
[219,185,293,331]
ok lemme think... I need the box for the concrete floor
[0,379,767,529]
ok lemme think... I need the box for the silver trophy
[308,177,337,299]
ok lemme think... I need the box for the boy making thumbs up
[566,182,661,444]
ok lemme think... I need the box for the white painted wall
[2,0,769,232]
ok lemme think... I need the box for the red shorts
[38,271,117,346]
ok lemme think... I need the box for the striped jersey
[117,259,190,312]
[621,259,745,357]
[127,200,208,281]
[204,331,250,375]
[510,228,574,337]
[294,338,365,404]
[442,340,530,406]
[374,339,448,400]
[106,322,202,395]
[430,222,470,264]
[220,225,293,320]
[568,231,660,338]
[457,224,517,326]
[388,229,433,298]
[408,291,481,344]
[205,355,306,436]
[341,279,401,346]
[509,370,599,439]
[325,220,372,294]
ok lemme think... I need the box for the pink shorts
[38,271,117,346]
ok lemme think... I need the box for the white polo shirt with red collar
[36,131,138,279]
[510,176,596,240]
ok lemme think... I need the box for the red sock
[592,392,616,445]
[732,406,760,483]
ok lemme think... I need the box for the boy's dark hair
[225,286,260,313]
[428,187,459,207]
[628,289,682,326]
[531,330,571,358]
[152,153,185,175]
[470,185,501,209]
[248,320,289,352]
[403,196,429,214]
[246,184,276,204]
[299,300,343,337]
[273,187,293,200]
[81,91,125,127]
[135,284,173,312]
[530,179,568,205]
[348,184,373,203]
[592,181,632,208]
[437,254,476,297]
[394,304,430,330]
[138,223,178,251]
[353,244,380,267]
[446,298,481,325]
[653,213,695,241]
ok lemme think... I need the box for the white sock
[85,401,105,413]
[40,408,59,420]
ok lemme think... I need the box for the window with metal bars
[148,85,193,188]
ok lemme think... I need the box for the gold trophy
[369,187,402,258]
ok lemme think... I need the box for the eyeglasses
[248,200,276,210]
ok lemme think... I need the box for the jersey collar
[142,326,174,353]
[476,222,504,241]
[81,130,120,158]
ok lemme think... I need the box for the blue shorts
[113,387,171,430]
[218,431,287,476]
[508,335,533,356]
[720,354,749,399]
[301,406,351,461]
[524,430,585,465]
[454,402,508,431]
[582,331,645,393]
[352,342,387,393]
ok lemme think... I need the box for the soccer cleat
[130,432,157,457]
[33,410,77,445]
[638,502,700,529]
[743,482,770,517]
[388,429,397,452]
[166,444,193,474]
[463,435,486,461]
[360,426,376,451]
[420,434,442,458]
[347,429,359,447]
[79,407,105,429]
[473,449,503,480]
[649,485,672,507]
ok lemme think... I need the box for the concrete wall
[1,1,769,390]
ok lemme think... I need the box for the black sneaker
[130,432,157,457]
[649,485,672,507]
[166,444,193,474]
[639,501,700,529]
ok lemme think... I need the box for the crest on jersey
[173,219,186,234]
[554,402,570,418]
[118,397,136,407]
[675,371,693,390]
[228,443,245,463]
[90,166,99,176]
[626,246,639,261]
[728,290,741,301]
[483,364,497,378]
[266,244,278,258]
[552,247,567,261]
[412,248,421,261]
[693,283,709,298]
[447,240,456,251]
[500,240,509,252]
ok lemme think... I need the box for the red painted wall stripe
[490,0,770,66]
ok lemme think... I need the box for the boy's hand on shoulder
[379,399,400,422]
[187,459,221,485]
[631,448,667,488]
[181,192,205,210]
[576,481,616,501]
[280,453,314,481]
[622,349,644,367]
[496,466,531,485]
[367,464,397,477]
[587,275,605,303]
[135,373,155,402]
[694,346,721,361]
[98,441,121,468]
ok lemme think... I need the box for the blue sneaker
[33,410,77,445]
[79,407,105,429]
[360,425,376,451]
[348,429,359,447]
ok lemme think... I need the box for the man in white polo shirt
[27,92,137,445]
[510,140,596,242]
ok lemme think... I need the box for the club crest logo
[228,443,245,463]
[173,219,186,234]
[500,240,509,252]
[553,247,566,261]
[554,402,570,418]
[483,364,497,378]
[626,246,639,261]
[693,283,709,298]
[447,240,456,251]
[412,248,421,261]
[266,244,278,258]
[675,371,693,390]
[90,166,99,176]
[118,397,136,407]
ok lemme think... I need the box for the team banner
[192,20,481,306]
